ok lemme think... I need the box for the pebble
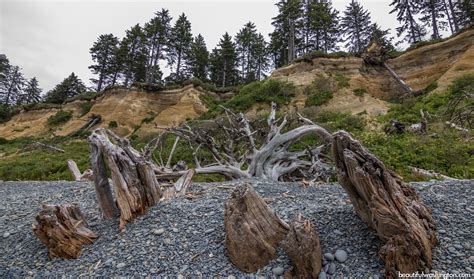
[3,232,10,238]
[227,276,236,279]
[335,249,348,263]
[116,263,126,269]
[272,267,284,276]
[327,263,336,275]
[333,229,343,236]
[318,271,327,279]
[153,228,165,235]
[453,244,462,250]
[448,247,456,253]
[163,238,172,245]
[324,253,334,261]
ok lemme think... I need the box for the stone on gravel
[327,263,336,275]
[116,263,126,269]
[3,232,10,238]
[272,267,284,276]
[324,253,334,261]
[335,249,348,263]
[153,228,165,235]
[318,271,327,279]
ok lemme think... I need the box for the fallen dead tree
[67,159,93,181]
[332,131,438,278]
[32,204,97,259]
[155,103,334,182]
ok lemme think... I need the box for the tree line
[1,0,472,118]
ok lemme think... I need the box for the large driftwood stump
[282,214,322,279]
[32,204,97,259]
[88,128,161,229]
[332,131,437,278]
[224,184,289,272]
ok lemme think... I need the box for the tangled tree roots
[32,204,97,259]
[282,214,322,278]
[224,184,289,272]
[332,131,438,278]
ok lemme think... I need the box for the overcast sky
[1,0,406,92]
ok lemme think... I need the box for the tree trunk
[67,159,93,182]
[32,204,98,259]
[332,131,438,278]
[224,183,289,272]
[88,128,161,229]
[282,214,322,279]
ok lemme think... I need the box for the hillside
[1,28,473,140]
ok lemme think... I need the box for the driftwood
[67,159,93,181]
[32,204,97,259]
[332,131,437,278]
[32,141,65,153]
[282,214,322,279]
[156,102,333,182]
[161,169,195,200]
[88,128,161,229]
[224,183,289,272]
[409,166,456,180]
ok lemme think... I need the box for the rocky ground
[0,179,473,278]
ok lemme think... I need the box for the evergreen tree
[168,13,193,81]
[209,33,238,87]
[18,77,42,105]
[44,73,86,104]
[390,0,426,44]
[0,64,25,106]
[251,33,270,81]
[270,0,304,66]
[119,24,147,86]
[419,0,448,39]
[89,34,119,91]
[144,9,172,83]
[235,22,258,82]
[306,1,340,53]
[341,0,373,54]
[187,34,209,81]
[455,0,474,29]
[369,23,396,56]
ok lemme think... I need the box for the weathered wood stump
[282,214,322,279]
[332,131,438,278]
[161,169,195,200]
[32,204,97,259]
[88,128,161,229]
[224,183,289,272]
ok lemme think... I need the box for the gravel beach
[0,179,473,278]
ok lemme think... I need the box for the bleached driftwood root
[32,204,97,259]
[88,128,161,229]
[161,169,195,200]
[224,183,289,272]
[332,131,438,278]
[156,102,334,182]
[409,166,457,180]
[67,159,93,181]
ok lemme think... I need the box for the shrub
[305,91,333,107]
[78,102,92,116]
[334,74,350,88]
[131,82,164,92]
[353,87,368,96]
[108,121,118,128]
[293,50,351,64]
[0,137,8,144]
[0,104,12,123]
[47,111,72,126]
[313,111,365,132]
[423,82,438,94]
[65,91,98,103]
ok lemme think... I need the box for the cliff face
[0,85,208,139]
[1,28,472,139]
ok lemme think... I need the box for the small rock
[453,244,463,250]
[3,232,10,238]
[116,263,126,268]
[333,229,343,236]
[172,228,179,233]
[327,263,336,275]
[272,267,284,276]
[205,228,215,234]
[469,255,474,263]
[153,228,165,235]
[448,247,456,253]
[163,238,172,245]
[324,253,334,261]
[318,271,327,279]
[335,249,348,263]
[227,276,237,279]
[438,229,446,234]
[177,274,184,279]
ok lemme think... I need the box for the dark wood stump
[332,131,437,278]
[282,214,322,278]
[32,204,97,259]
[224,183,289,272]
[88,128,162,230]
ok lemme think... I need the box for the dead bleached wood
[32,204,97,259]
[224,183,289,272]
[156,102,333,182]
[32,141,65,153]
[161,169,195,200]
[332,131,438,278]
[88,128,161,230]
[67,159,93,181]
[409,166,457,180]
[282,214,322,279]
